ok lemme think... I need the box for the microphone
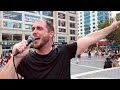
[13,35,36,56]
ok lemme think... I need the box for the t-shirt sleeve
[64,42,77,59]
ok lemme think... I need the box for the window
[25,11,40,14]
[69,16,75,21]
[70,30,75,35]
[3,21,22,29]
[92,15,95,17]
[58,37,66,42]
[59,28,66,32]
[13,34,22,41]
[42,11,53,17]
[70,36,75,40]
[2,34,22,41]
[58,12,65,19]
[70,22,75,28]
[25,24,32,29]
[3,11,22,21]
[24,14,40,22]
[69,11,76,14]
[2,33,12,41]
[58,20,66,27]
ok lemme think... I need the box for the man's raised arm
[76,19,120,56]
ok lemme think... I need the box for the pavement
[71,53,120,79]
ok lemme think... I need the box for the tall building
[0,11,78,53]
[77,11,112,38]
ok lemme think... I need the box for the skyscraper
[78,11,112,37]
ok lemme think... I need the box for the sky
[111,11,120,17]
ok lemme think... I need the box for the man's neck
[35,43,52,55]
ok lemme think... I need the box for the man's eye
[32,27,35,31]
[37,27,43,30]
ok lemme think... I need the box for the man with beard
[0,19,120,79]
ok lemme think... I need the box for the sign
[0,41,19,46]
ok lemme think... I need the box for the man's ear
[49,31,54,37]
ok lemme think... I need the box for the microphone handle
[13,51,19,56]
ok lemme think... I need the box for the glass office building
[78,11,112,37]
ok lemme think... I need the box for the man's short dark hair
[106,57,110,60]
[45,20,54,32]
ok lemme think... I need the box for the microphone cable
[13,55,20,79]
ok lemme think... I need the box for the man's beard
[33,37,50,49]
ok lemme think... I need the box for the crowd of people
[104,50,120,69]
[0,51,12,67]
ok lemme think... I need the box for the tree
[98,17,120,46]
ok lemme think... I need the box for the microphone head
[28,35,36,41]
[27,35,36,46]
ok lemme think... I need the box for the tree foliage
[98,17,120,46]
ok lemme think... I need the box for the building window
[58,37,66,42]
[42,11,53,17]
[3,11,22,21]
[69,11,76,14]
[2,33,12,41]
[59,28,66,33]
[25,11,40,14]
[58,20,66,27]
[2,34,22,41]
[13,34,22,41]
[69,16,75,21]
[70,30,75,35]
[70,22,75,28]
[25,24,32,30]
[24,14,40,22]
[3,21,22,29]
[58,12,65,19]
[92,15,95,17]
[70,36,75,40]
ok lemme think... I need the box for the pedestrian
[0,18,120,79]
[76,54,81,64]
[88,50,91,59]
[104,57,113,69]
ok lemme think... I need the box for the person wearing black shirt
[0,18,120,79]
[104,57,113,69]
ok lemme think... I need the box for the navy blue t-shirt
[17,42,77,79]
